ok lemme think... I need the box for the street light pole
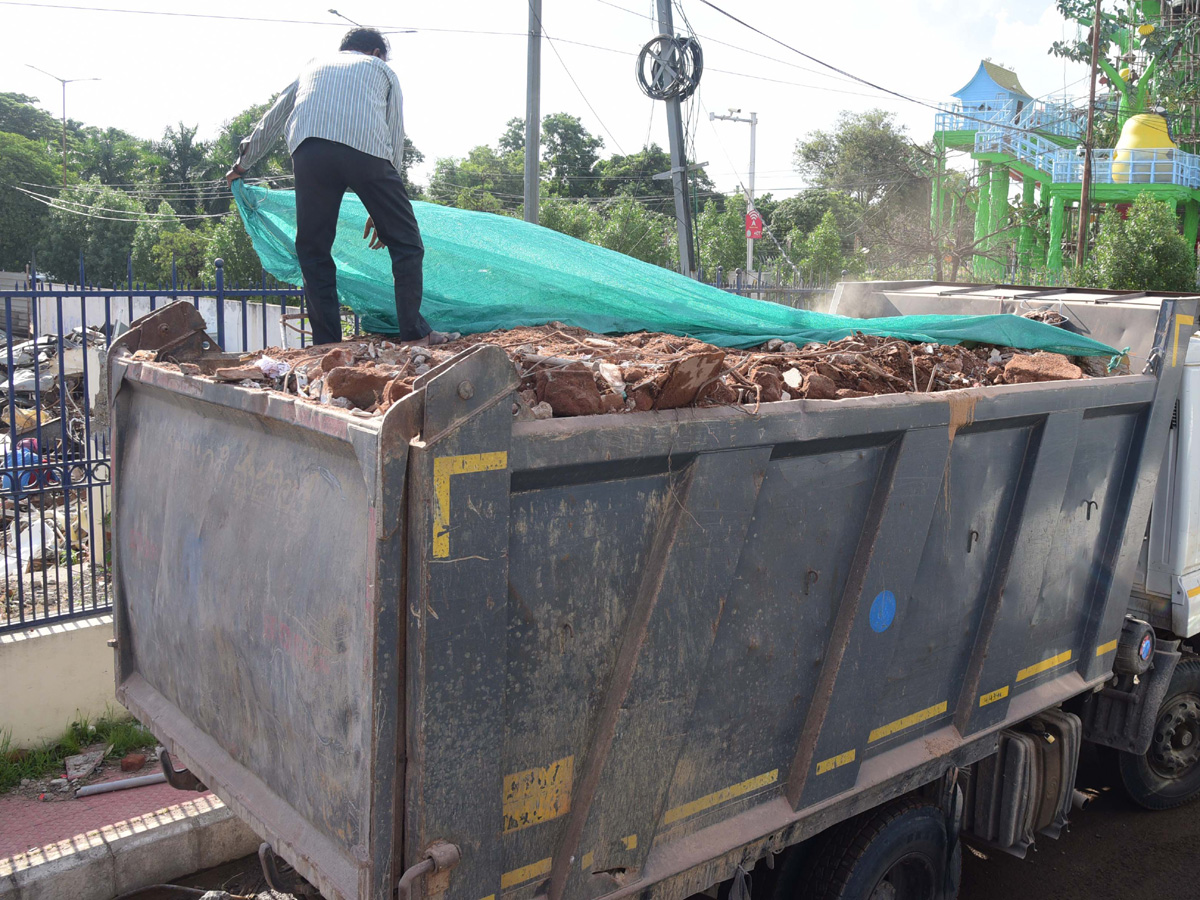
[25,65,99,187]
[709,109,758,271]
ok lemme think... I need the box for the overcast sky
[0,0,1092,200]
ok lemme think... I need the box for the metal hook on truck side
[158,749,206,792]
[398,842,462,900]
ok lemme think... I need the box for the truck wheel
[1119,656,1200,810]
[801,798,959,900]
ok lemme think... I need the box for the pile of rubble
[0,327,103,584]
[0,327,102,434]
[145,323,1125,420]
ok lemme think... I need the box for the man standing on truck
[225,27,451,348]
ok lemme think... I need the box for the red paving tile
[0,779,217,861]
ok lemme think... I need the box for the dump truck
[109,285,1200,900]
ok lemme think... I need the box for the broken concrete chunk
[214,365,267,382]
[654,351,726,410]
[783,368,803,390]
[750,365,784,404]
[600,392,626,413]
[535,364,603,416]
[320,347,356,373]
[324,365,395,409]
[531,401,554,420]
[803,372,839,400]
[1003,352,1083,384]
[65,749,104,780]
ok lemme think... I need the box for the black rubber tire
[799,798,959,900]
[1119,656,1200,810]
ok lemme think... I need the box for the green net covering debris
[232,183,1119,357]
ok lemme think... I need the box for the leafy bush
[1079,194,1196,292]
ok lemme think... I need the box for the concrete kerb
[0,795,258,900]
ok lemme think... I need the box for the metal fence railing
[0,258,305,634]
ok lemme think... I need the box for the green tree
[593,144,716,213]
[154,122,211,214]
[203,214,262,286]
[0,92,63,144]
[76,126,160,185]
[591,197,676,269]
[538,197,602,241]
[428,144,522,213]
[1079,194,1195,292]
[541,113,602,198]
[769,189,859,248]
[150,226,212,284]
[498,117,525,154]
[131,201,183,283]
[696,193,749,277]
[795,109,928,209]
[795,209,854,282]
[37,182,145,284]
[0,132,59,270]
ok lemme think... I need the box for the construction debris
[141,323,1128,420]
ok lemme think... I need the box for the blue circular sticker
[870,590,897,633]
[1139,633,1154,661]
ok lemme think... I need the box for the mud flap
[1081,645,1181,754]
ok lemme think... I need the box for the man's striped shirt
[237,51,405,173]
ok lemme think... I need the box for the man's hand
[363,217,385,250]
[224,163,246,187]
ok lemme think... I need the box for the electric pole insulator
[636,34,703,101]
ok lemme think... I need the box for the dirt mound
[144,323,1126,419]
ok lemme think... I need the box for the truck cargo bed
[109,298,1196,900]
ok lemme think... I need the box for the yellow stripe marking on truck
[1188,585,1200,599]
[581,852,594,871]
[433,452,508,558]
[663,769,779,825]
[502,755,574,833]
[501,858,552,890]
[979,686,1010,707]
[622,834,638,850]
[868,701,948,743]
[1175,314,1195,367]
[1016,649,1073,682]
[1096,639,1119,657]
[815,749,856,775]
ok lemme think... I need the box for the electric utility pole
[25,65,99,186]
[709,109,758,271]
[524,0,542,223]
[655,0,697,277]
[1076,0,1102,268]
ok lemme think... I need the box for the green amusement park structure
[932,0,1200,281]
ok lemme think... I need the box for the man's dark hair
[340,27,390,57]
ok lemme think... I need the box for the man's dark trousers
[292,137,430,346]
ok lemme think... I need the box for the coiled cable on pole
[636,33,703,101]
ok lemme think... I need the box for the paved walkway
[0,770,216,863]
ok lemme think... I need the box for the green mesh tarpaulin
[232,183,1119,357]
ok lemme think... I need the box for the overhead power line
[692,0,1088,137]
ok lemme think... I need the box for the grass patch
[0,709,156,792]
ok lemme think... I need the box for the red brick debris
[144,323,1125,419]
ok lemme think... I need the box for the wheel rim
[1148,691,1200,780]
[868,852,937,900]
